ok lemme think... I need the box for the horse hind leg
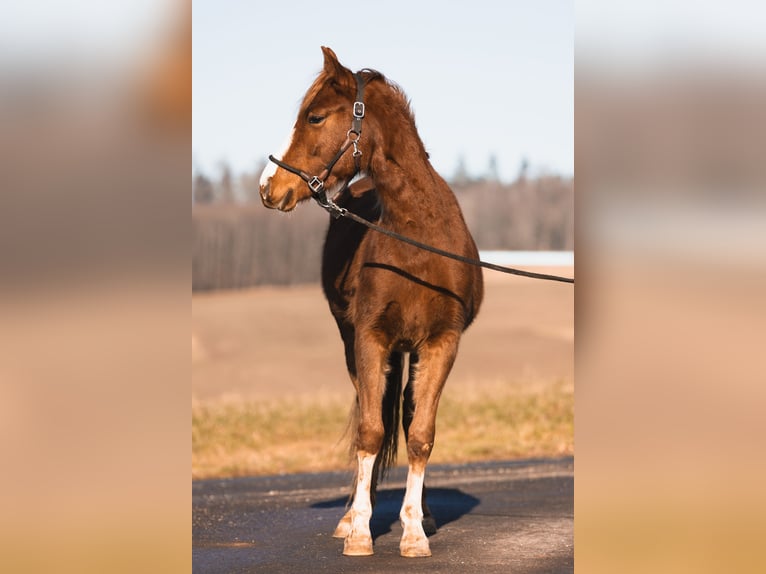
[332,324,362,540]
[331,398,359,540]
[333,509,354,539]
[399,333,459,558]
[421,487,437,536]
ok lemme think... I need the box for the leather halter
[268,72,366,216]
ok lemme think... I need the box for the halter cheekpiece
[268,72,367,218]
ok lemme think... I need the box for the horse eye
[308,114,325,125]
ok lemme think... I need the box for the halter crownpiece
[268,72,367,218]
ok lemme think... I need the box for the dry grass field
[192,268,573,479]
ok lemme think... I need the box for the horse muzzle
[260,182,297,212]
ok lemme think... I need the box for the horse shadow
[312,487,480,540]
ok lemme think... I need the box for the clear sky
[192,0,573,182]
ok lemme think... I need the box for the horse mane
[358,69,418,128]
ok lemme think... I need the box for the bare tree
[217,161,235,203]
[193,172,214,204]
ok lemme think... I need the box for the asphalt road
[193,457,573,573]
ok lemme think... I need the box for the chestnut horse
[260,47,483,557]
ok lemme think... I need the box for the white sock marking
[351,452,376,523]
[401,466,425,529]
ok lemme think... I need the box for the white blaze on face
[259,128,295,187]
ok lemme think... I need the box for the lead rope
[316,198,574,284]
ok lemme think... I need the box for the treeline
[192,168,573,291]
[454,176,574,251]
[193,202,328,290]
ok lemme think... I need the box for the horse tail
[375,351,404,481]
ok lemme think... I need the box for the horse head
[260,47,370,212]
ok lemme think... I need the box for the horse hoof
[333,514,352,538]
[400,538,431,558]
[343,535,374,556]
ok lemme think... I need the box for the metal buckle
[328,202,347,219]
[308,176,324,193]
[353,101,365,118]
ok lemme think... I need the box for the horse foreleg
[399,333,458,558]
[341,335,387,556]
[342,451,377,555]
[400,460,430,557]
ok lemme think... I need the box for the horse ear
[321,46,354,87]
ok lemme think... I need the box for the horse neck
[367,111,448,226]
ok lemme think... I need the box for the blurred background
[577,1,766,572]
[1,1,190,573]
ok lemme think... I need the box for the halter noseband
[268,72,366,217]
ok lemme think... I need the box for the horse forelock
[298,69,332,116]
[297,65,362,115]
